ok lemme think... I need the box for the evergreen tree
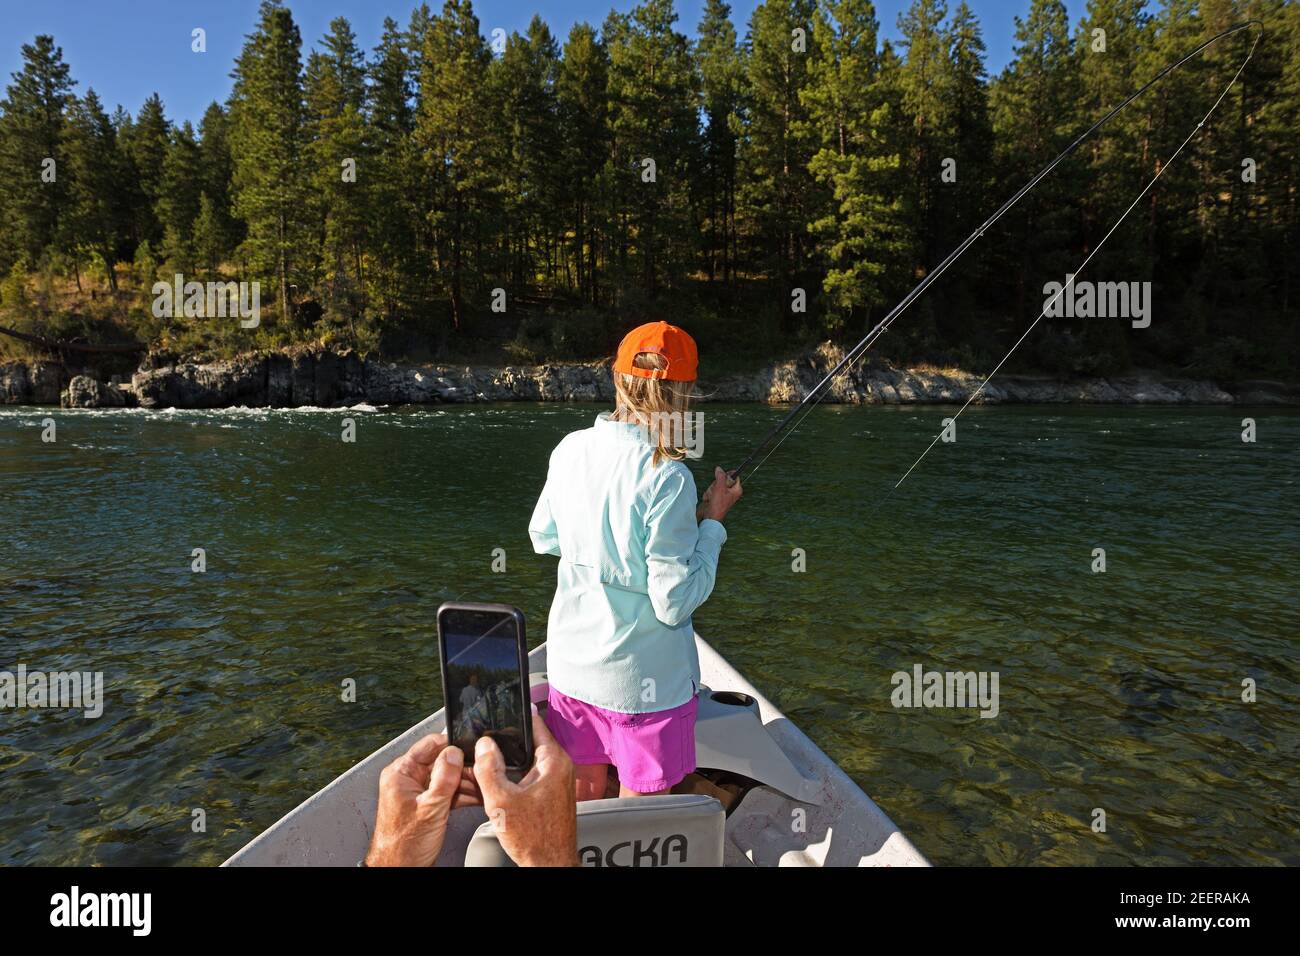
[414,0,496,332]
[107,104,149,261]
[1070,0,1151,370]
[192,192,225,276]
[368,15,421,320]
[122,93,170,248]
[556,23,611,303]
[0,35,76,269]
[605,0,701,296]
[697,0,745,284]
[156,121,204,272]
[62,89,121,289]
[803,0,907,329]
[306,16,370,328]
[740,0,821,308]
[492,17,562,293]
[228,0,310,323]
[897,0,954,272]
[1250,0,1299,360]
[197,102,240,269]
[989,0,1078,328]
[939,1,994,345]
[1,2,1295,378]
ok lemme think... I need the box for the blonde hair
[613,352,694,467]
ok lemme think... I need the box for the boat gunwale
[223,634,928,867]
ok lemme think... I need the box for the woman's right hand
[699,466,743,524]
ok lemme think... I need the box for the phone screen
[440,607,529,768]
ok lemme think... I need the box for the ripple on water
[1,403,1297,865]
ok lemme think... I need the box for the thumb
[417,745,464,820]
[471,735,517,808]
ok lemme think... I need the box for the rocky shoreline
[1,343,1296,408]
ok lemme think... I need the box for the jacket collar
[595,412,654,445]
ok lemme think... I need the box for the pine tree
[62,89,122,289]
[228,0,310,324]
[368,16,421,320]
[122,93,170,248]
[897,0,954,271]
[740,0,821,307]
[1069,0,1152,370]
[1251,0,1299,353]
[803,0,907,329]
[989,0,1078,327]
[556,23,611,303]
[107,104,149,263]
[156,121,204,273]
[197,102,240,269]
[944,1,993,227]
[697,0,745,284]
[0,35,76,269]
[306,16,370,329]
[192,193,225,276]
[1074,0,1151,247]
[604,0,701,296]
[414,0,496,332]
[941,0,994,342]
[492,16,562,293]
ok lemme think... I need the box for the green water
[1,402,1297,866]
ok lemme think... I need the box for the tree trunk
[278,213,290,323]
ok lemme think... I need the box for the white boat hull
[225,635,928,867]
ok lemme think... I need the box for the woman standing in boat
[529,321,743,799]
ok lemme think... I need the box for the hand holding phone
[437,602,534,774]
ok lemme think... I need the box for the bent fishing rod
[727,19,1264,486]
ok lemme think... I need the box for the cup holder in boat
[709,691,759,717]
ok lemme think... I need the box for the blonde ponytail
[613,352,694,467]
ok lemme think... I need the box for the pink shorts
[544,687,698,793]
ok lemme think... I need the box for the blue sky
[1,0,1084,124]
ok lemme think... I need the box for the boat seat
[464,794,725,868]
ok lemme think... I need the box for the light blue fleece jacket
[528,413,728,714]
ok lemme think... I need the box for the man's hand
[473,713,579,867]
[365,733,482,867]
[699,466,743,524]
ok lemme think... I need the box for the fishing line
[892,21,1262,491]
[729,19,1264,487]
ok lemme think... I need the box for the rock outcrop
[127,350,612,408]
[0,343,1286,409]
[706,343,1241,406]
[0,361,64,405]
[63,375,130,408]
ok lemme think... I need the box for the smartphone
[437,602,534,773]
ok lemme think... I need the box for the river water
[1,402,1296,865]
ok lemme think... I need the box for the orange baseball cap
[613,321,698,382]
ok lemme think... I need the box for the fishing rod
[727,19,1264,485]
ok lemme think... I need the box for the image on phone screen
[443,612,528,767]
